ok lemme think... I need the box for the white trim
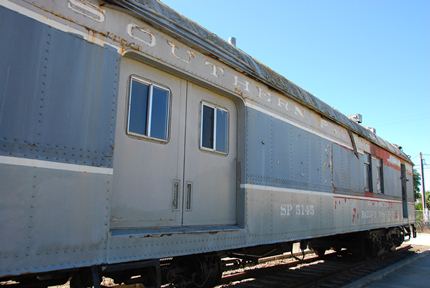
[127,76,170,142]
[200,102,229,155]
[244,101,362,152]
[0,0,113,48]
[150,83,171,141]
[126,76,136,136]
[241,183,334,197]
[240,184,402,203]
[147,85,154,137]
[213,105,217,151]
[0,155,113,175]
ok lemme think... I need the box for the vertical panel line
[181,81,189,225]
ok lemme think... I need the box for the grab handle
[185,182,192,210]
[172,180,180,210]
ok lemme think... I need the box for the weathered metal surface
[0,5,119,168]
[0,4,115,277]
[245,107,332,192]
[332,144,363,194]
[244,107,407,202]
[106,0,411,164]
[0,0,417,280]
[0,163,111,276]
[8,0,410,167]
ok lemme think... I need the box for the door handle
[172,180,180,210]
[185,181,192,210]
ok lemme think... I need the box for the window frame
[199,101,229,155]
[363,153,373,192]
[126,75,171,143]
[375,158,384,194]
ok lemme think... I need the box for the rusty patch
[370,143,402,171]
[234,87,244,96]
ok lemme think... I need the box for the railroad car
[0,0,416,287]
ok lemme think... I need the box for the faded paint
[106,0,410,163]
[5,0,410,164]
[67,0,105,22]
[0,0,416,279]
[369,143,411,173]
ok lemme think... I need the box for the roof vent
[228,37,236,47]
[348,113,362,124]
[367,127,376,134]
[394,144,403,150]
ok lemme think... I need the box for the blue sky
[162,0,430,191]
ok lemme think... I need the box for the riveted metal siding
[245,108,273,186]
[332,144,363,194]
[384,166,401,198]
[0,6,117,277]
[0,6,119,168]
[0,163,112,276]
[245,107,332,192]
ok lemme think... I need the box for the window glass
[127,77,170,141]
[128,80,149,136]
[201,103,229,154]
[150,86,169,140]
[202,105,214,149]
[216,109,228,153]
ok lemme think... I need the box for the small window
[363,153,372,192]
[375,158,384,194]
[200,103,228,154]
[127,77,170,141]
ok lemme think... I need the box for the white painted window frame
[200,101,229,155]
[127,75,170,143]
[363,153,372,192]
[375,157,384,194]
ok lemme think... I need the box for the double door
[111,57,237,229]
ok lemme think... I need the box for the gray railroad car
[0,0,416,287]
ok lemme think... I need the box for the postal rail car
[0,0,416,287]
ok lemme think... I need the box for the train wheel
[70,273,92,288]
[70,267,100,288]
[168,254,222,288]
[333,245,343,254]
[309,242,327,258]
[313,247,326,258]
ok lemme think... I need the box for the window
[375,158,384,194]
[363,153,372,192]
[127,77,170,141]
[200,102,228,154]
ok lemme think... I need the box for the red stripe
[370,144,402,171]
[333,195,401,203]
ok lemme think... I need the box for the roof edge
[106,0,412,163]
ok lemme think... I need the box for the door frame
[400,163,408,219]
[181,82,238,226]
[113,51,247,231]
